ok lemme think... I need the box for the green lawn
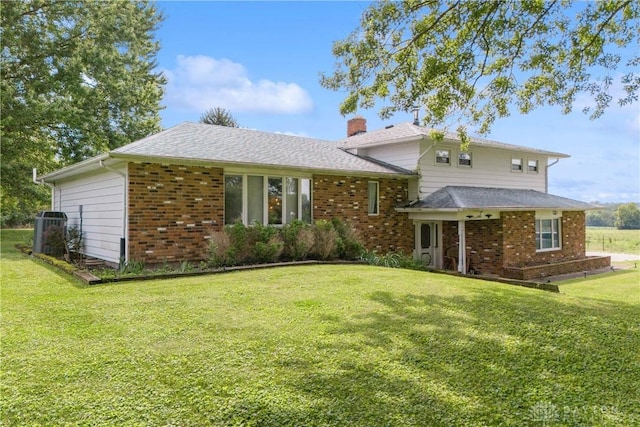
[1,229,639,426]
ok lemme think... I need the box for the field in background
[586,227,640,254]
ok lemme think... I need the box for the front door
[416,222,440,268]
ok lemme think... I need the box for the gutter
[546,158,560,193]
[33,168,56,210]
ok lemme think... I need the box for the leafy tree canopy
[1,0,166,226]
[615,202,640,229]
[321,0,639,143]
[200,107,240,128]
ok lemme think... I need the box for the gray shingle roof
[403,186,596,210]
[340,122,570,158]
[112,122,414,176]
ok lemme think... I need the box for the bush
[208,230,234,267]
[331,217,364,260]
[208,220,365,266]
[361,250,426,270]
[252,236,284,264]
[312,220,339,261]
[281,220,315,261]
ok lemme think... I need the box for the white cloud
[162,55,313,114]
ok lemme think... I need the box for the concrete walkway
[586,251,640,262]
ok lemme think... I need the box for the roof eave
[110,153,417,178]
[37,153,112,182]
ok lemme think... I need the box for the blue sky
[154,1,639,204]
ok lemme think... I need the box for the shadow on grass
[269,289,640,426]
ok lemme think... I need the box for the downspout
[458,219,466,274]
[100,160,128,267]
[546,158,560,193]
[415,137,437,201]
[33,168,56,210]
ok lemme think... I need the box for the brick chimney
[347,116,367,137]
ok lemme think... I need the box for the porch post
[458,220,466,273]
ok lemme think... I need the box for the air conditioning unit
[33,211,68,255]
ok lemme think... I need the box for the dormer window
[458,152,472,167]
[436,149,451,165]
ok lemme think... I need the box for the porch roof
[399,186,597,211]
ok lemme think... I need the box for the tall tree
[199,107,240,127]
[615,202,640,229]
[1,0,166,226]
[321,0,639,142]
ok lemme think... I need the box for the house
[36,118,610,279]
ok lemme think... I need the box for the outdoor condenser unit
[33,211,67,255]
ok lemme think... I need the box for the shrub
[252,235,284,264]
[361,249,428,271]
[331,217,365,260]
[281,220,315,261]
[208,229,235,267]
[312,220,339,260]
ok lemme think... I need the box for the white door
[416,222,440,268]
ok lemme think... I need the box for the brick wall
[313,175,413,254]
[466,219,503,276]
[128,163,224,264]
[503,255,610,280]
[441,211,591,277]
[502,211,586,267]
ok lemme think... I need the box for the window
[458,152,472,167]
[368,181,379,215]
[224,175,243,225]
[535,218,561,251]
[247,176,264,224]
[528,159,539,173]
[301,178,311,223]
[267,177,283,225]
[436,149,450,165]
[224,174,312,225]
[511,157,523,172]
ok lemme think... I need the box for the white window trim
[225,173,312,226]
[511,157,523,172]
[535,216,562,252]
[368,181,379,216]
[457,151,472,168]
[435,149,451,166]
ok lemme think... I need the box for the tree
[615,202,640,229]
[320,0,639,142]
[1,0,166,226]
[199,107,240,127]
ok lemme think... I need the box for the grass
[586,226,640,254]
[1,229,639,426]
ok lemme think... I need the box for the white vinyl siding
[54,166,126,264]
[418,146,547,196]
[353,142,419,171]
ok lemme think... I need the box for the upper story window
[436,149,451,165]
[511,157,523,172]
[368,181,379,215]
[535,218,561,251]
[458,152,472,167]
[225,174,311,225]
[528,159,539,173]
